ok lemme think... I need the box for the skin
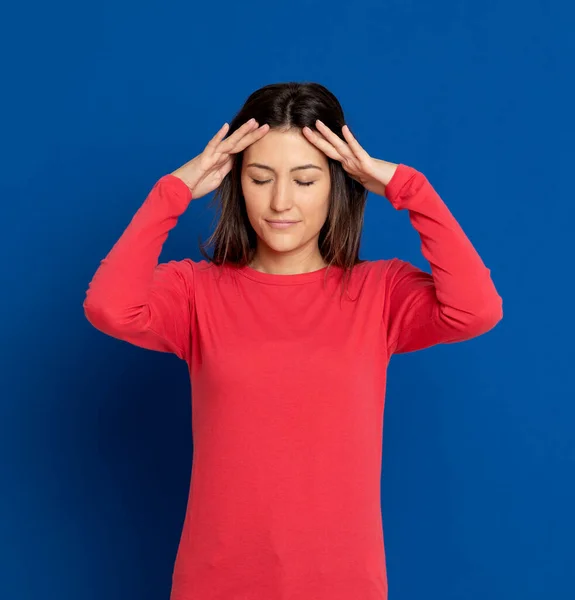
[241,127,332,275]
[240,121,399,275]
[171,117,398,276]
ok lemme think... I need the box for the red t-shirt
[84,164,502,600]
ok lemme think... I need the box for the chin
[264,237,301,253]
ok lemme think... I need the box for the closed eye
[251,178,315,187]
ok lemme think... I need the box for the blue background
[2,1,573,598]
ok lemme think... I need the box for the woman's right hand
[171,118,270,200]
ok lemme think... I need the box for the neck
[249,245,327,275]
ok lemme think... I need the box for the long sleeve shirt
[83,163,503,600]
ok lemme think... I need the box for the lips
[265,219,300,229]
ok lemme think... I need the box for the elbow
[83,298,116,333]
[467,293,504,336]
[83,297,145,335]
[83,284,106,327]
[83,277,152,336]
[441,292,503,341]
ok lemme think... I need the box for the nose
[269,183,294,213]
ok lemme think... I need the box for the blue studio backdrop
[2,1,573,599]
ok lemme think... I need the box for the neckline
[234,263,335,285]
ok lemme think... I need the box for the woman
[84,81,503,600]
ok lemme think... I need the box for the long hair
[199,81,368,294]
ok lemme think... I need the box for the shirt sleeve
[83,174,195,361]
[382,164,503,355]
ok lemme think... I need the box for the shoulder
[347,258,424,297]
[153,258,223,286]
[157,258,219,273]
[350,258,406,280]
[170,259,240,290]
[338,259,394,298]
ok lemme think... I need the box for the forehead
[243,128,328,166]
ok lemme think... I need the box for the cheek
[241,184,263,215]
[245,196,265,220]
[305,191,330,225]
[243,195,270,237]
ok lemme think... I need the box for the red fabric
[84,164,502,600]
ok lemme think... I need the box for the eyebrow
[246,162,324,173]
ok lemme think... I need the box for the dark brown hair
[199,81,368,294]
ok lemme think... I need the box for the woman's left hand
[302,120,399,198]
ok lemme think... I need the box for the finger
[217,119,259,154]
[342,124,371,160]
[231,123,270,154]
[315,120,355,161]
[302,126,343,162]
[205,122,230,153]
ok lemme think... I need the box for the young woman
[84,82,503,600]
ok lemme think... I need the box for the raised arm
[298,122,503,356]
[83,118,271,361]
[382,164,503,355]
[83,175,195,361]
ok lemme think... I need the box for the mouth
[265,219,301,229]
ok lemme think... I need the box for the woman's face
[240,127,331,259]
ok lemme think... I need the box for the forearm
[386,164,502,332]
[83,174,192,323]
